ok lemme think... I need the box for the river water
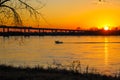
[0,36,120,75]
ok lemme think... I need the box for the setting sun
[104,26,109,31]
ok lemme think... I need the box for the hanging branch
[1,4,22,25]
[0,0,10,6]
[0,0,44,26]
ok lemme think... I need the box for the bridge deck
[0,26,120,36]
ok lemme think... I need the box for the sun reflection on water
[104,37,111,75]
[104,37,108,66]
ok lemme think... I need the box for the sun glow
[104,26,109,31]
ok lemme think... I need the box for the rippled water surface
[0,36,120,74]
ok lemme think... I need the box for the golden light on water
[104,37,110,75]
[104,37,108,66]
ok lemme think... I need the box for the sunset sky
[22,0,120,29]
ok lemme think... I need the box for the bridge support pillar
[28,28,30,33]
[7,28,9,33]
[3,27,5,33]
[24,28,26,33]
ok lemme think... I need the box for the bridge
[0,26,120,36]
[0,26,84,36]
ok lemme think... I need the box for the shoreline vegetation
[0,61,120,80]
[0,26,120,36]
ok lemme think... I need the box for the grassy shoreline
[0,64,120,80]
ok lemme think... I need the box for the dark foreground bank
[0,64,120,80]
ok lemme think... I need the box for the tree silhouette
[0,0,44,26]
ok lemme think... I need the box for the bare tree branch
[0,0,45,26]
[0,0,10,6]
[1,4,22,25]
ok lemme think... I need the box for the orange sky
[5,0,120,29]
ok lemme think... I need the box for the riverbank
[0,64,119,80]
